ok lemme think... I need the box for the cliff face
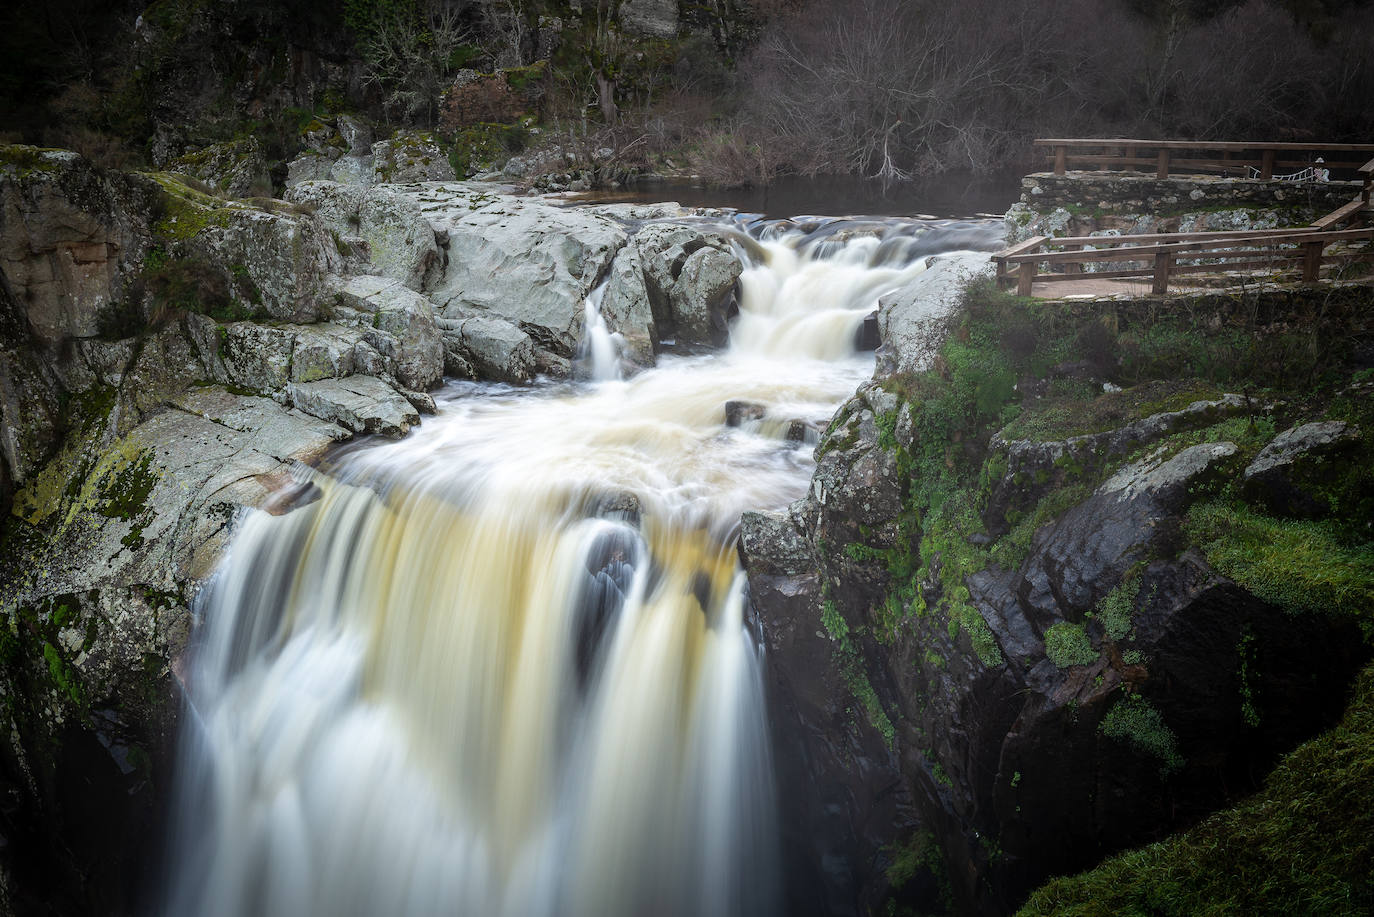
[743,278,1374,914]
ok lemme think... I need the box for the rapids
[157,212,1002,917]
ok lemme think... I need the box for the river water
[158,211,1004,917]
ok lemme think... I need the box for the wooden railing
[994,218,1374,296]
[1034,139,1374,180]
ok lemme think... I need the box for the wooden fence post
[1018,262,1036,297]
[1054,145,1067,175]
[1157,148,1170,179]
[1152,251,1172,294]
[1064,244,1082,274]
[1302,240,1324,282]
[1261,149,1275,180]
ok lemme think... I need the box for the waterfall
[158,212,998,917]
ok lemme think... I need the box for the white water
[159,214,999,917]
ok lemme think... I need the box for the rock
[0,146,158,348]
[287,181,441,290]
[1037,443,1241,619]
[285,150,340,189]
[598,242,658,365]
[337,115,374,156]
[984,394,1252,533]
[422,195,627,356]
[1241,420,1361,518]
[372,131,457,184]
[286,376,420,438]
[217,321,296,393]
[674,246,741,346]
[439,314,537,384]
[876,251,993,376]
[152,175,342,324]
[0,276,63,493]
[329,154,375,187]
[166,137,271,198]
[724,400,766,427]
[632,223,740,348]
[618,0,679,37]
[289,323,363,383]
[739,509,813,577]
[333,275,444,390]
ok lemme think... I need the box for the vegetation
[1021,661,1374,916]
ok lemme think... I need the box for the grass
[1185,499,1374,634]
[1020,662,1374,916]
[1044,621,1098,669]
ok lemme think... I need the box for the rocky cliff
[742,273,1374,914]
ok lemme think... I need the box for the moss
[0,144,66,181]
[1096,576,1141,643]
[1099,692,1184,776]
[1185,499,1373,635]
[146,171,236,241]
[1044,621,1098,669]
[1022,662,1374,916]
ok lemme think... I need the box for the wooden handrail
[994,223,1374,295]
[1034,139,1374,152]
[1033,138,1374,179]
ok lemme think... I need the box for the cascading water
[158,212,1002,917]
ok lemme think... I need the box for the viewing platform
[995,139,1374,299]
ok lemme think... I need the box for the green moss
[1185,499,1374,634]
[146,172,235,241]
[1045,621,1098,668]
[0,144,65,181]
[1022,662,1374,916]
[1100,692,1184,776]
[1096,576,1141,643]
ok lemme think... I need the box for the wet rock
[1241,420,1361,518]
[724,400,767,427]
[854,311,880,351]
[739,509,813,577]
[598,242,657,365]
[286,376,420,438]
[1037,442,1240,619]
[632,223,740,349]
[262,478,323,515]
[876,251,992,376]
[422,194,626,357]
[439,314,537,385]
[371,131,457,184]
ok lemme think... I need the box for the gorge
[2,143,1372,917]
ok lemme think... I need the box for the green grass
[1185,499,1374,633]
[1020,662,1374,916]
[1099,693,1184,776]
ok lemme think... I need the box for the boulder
[598,242,657,365]
[286,375,420,438]
[150,175,343,324]
[1241,420,1361,518]
[166,137,271,198]
[372,131,457,184]
[631,223,741,348]
[333,275,444,390]
[423,196,627,356]
[287,181,440,289]
[876,251,992,377]
[439,314,537,384]
[0,146,158,348]
[217,321,296,393]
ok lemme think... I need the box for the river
[156,209,1005,917]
